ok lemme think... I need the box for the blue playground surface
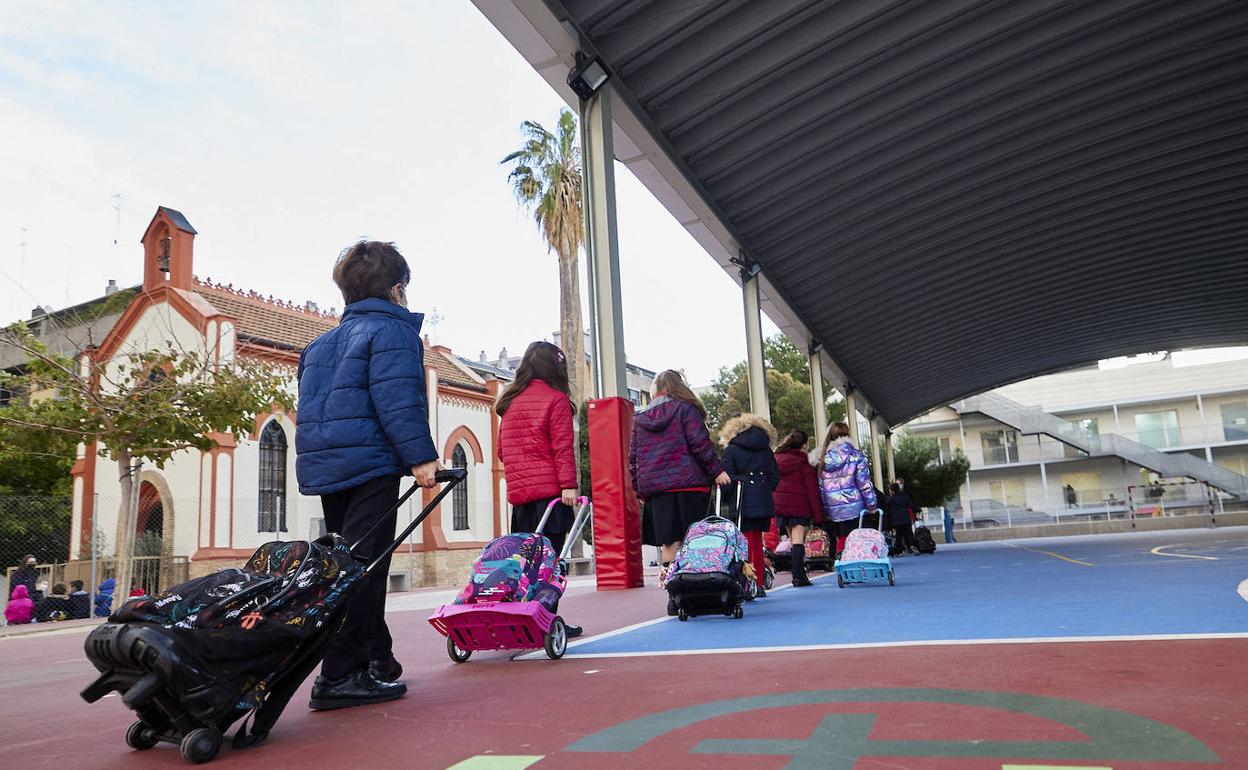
[563,526,1248,658]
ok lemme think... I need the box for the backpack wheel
[125,720,160,750]
[888,569,896,586]
[763,569,774,590]
[179,727,222,764]
[677,608,689,622]
[836,573,845,588]
[447,635,472,663]
[545,617,568,659]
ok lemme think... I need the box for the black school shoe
[368,655,403,683]
[565,624,584,639]
[309,670,407,711]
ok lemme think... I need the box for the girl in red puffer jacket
[772,430,823,587]
[497,341,578,556]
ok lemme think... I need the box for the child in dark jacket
[720,414,779,598]
[67,580,90,620]
[886,483,919,556]
[296,241,441,711]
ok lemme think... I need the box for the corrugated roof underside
[562,0,1248,423]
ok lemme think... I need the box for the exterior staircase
[953,392,1248,501]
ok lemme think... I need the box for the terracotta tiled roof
[194,278,338,352]
[427,348,487,393]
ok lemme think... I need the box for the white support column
[580,87,627,399]
[809,343,828,446]
[886,431,896,483]
[869,418,884,492]
[1196,394,1213,462]
[741,263,770,420]
[1038,431,1048,511]
[845,389,859,446]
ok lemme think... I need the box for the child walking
[772,430,822,587]
[631,370,729,614]
[720,414,779,598]
[818,422,879,557]
[297,240,441,710]
[886,482,918,556]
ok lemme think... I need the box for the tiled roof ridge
[194,276,339,319]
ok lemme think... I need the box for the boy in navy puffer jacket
[297,241,441,712]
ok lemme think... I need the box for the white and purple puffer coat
[818,437,878,522]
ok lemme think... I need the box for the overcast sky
[0,1,775,386]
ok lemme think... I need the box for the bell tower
[141,206,197,291]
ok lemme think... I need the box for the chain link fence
[1,495,188,625]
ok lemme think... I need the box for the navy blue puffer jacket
[296,298,437,495]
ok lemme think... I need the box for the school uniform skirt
[642,491,710,546]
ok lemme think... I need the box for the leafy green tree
[891,434,971,508]
[502,109,586,405]
[703,335,845,443]
[0,324,291,597]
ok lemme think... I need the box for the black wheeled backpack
[81,469,466,764]
[913,525,937,554]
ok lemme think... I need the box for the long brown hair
[652,369,706,419]
[496,341,570,416]
[776,429,809,453]
[820,421,852,459]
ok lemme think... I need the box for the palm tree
[502,109,586,405]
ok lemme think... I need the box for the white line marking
[1239,578,1248,603]
[1150,544,1218,561]
[516,573,830,660]
[557,632,1248,660]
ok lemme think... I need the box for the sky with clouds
[0,1,774,386]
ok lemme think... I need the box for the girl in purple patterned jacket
[818,421,879,557]
[630,370,730,613]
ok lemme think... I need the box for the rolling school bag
[665,491,750,621]
[81,470,467,764]
[914,525,937,554]
[803,526,832,570]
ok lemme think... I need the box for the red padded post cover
[588,397,644,589]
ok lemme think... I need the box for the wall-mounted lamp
[568,52,610,101]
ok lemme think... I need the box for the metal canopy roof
[477,0,1248,425]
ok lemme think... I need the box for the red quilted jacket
[498,379,577,505]
[772,449,824,523]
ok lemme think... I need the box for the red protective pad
[588,397,644,590]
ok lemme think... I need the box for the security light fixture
[158,237,171,273]
[568,53,610,101]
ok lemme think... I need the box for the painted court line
[515,573,832,660]
[1239,578,1248,603]
[557,631,1248,660]
[1005,541,1094,567]
[1150,544,1218,561]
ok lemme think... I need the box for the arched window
[451,444,469,531]
[258,420,287,533]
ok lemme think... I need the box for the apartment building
[904,350,1248,526]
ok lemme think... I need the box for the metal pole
[845,389,859,445]
[579,86,627,399]
[90,492,98,617]
[808,343,828,446]
[1039,435,1051,516]
[740,262,769,420]
[885,431,896,484]
[869,418,884,492]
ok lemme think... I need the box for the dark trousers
[890,523,914,554]
[320,475,400,681]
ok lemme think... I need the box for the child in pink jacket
[5,584,35,625]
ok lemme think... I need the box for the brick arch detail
[444,426,484,465]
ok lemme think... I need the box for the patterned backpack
[453,533,562,611]
[669,517,748,577]
[841,527,888,561]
